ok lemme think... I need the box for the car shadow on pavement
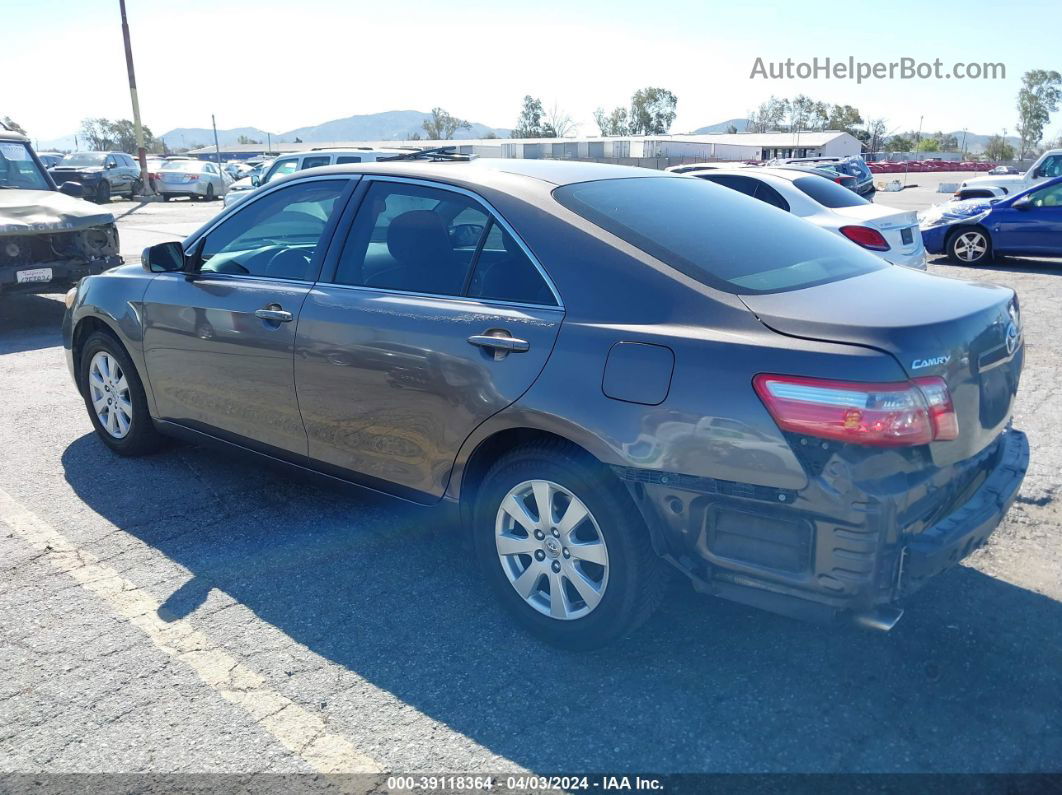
[930,255,1062,276]
[61,434,1062,773]
[0,293,66,354]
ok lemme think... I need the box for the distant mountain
[942,130,1020,154]
[160,126,275,149]
[691,118,751,134]
[278,110,507,143]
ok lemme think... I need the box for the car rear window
[791,176,869,208]
[553,177,885,294]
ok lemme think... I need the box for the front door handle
[255,307,293,323]
[468,332,530,360]
[468,334,530,353]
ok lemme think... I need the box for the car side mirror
[251,174,261,187]
[142,241,187,273]
[58,181,82,198]
[106,162,117,169]
[1012,197,1033,211]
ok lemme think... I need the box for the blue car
[920,175,1062,264]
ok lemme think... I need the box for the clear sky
[4,0,1060,143]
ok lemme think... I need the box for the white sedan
[157,160,232,202]
[686,167,927,269]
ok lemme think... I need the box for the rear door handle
[468,334,530,353]
[255,308,293,323]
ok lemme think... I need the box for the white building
[187,130,861,164]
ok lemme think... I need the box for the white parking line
[0,486,383,775]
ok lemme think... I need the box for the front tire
[472,441,666,649]
[79,331,165,456]
[94,181,111,204]
[947,227,992,265]
[205,184,215,201]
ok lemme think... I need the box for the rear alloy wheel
[79,331,164,456]
[95,181,111,204]
[948,228,991,265]
[473,442,666,649]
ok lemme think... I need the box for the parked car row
[867,160,996,174]
[62,155,1028,647]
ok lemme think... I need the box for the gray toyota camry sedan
[62,159,1028,649]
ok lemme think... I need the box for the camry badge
[1005,322,1019,355]
[911,355,951,370]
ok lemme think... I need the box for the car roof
[0,129,30,143]
[287,158,674,188]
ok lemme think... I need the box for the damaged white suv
[0,127,121,297]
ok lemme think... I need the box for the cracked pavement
[0,194,1060,775]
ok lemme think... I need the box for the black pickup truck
[0,128,121,296]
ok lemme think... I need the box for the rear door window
[336,155,362,164]
[301,155,331,170]
[467,222,556,305]
[333,181,488,296]
[553,176,884,295]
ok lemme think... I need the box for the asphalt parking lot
[1,178,1060,777]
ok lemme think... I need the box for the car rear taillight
[753,374,958,447]
[839,225,890,251]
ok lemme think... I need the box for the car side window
[702,174,759,197]
[198,180,348,281]
[1028,183,1062,208]
[467,221,556,306]
[105,155,117,169]
[333,181,488,296]
[1039,156,1062,179]
[753,181,790,211]
[204,163,218,175]
[301,155,331,170]
[336,155,362,164]
[267,157,298,182]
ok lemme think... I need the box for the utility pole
[119,0,152,195]
[212,114,222,169]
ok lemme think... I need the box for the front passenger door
[141,178,353,456]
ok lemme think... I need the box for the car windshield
[791,176,869,208]
[59,152,107,167]
[0,141,52,190]
[553,177,885,294]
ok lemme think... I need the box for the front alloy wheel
[88,351,132,438]
[495,479,609,620]
[949,229,990,264]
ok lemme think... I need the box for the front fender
[64,266,155,410]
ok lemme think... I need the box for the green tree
[593,106,629,136]
[1016,69,1062,158]
[884,133,914,152]
[826,104,863,133]
[1,115,26,134]
[513,96,547,138]
[747,96,787,133]
[78,117,156,152]
[785,95,818,131]
[915,137,940,152]
[725,124,738,134]
[984,135,1015,161]
[237,134,262,145]
[422,107,471,140]
[628,87,677,135]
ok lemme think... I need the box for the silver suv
[223,147,411,207]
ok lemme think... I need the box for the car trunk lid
[832,204,923,258]
[740,267,1022,465]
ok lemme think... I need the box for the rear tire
[947,227,992,265]
[79,331,165,457]
[472,440,666,650]
[131,178,143,197]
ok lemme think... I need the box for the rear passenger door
[294,177,564,500]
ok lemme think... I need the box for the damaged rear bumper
[619,427,1029,628]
